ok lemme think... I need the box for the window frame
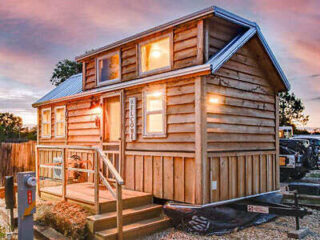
[142,85,167,138]
[41,107,51,139]
[138,33,172,77]
[96,50,121,86]
[54,105,66,138]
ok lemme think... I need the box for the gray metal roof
[34,73,82,104]
[34,6,290,107]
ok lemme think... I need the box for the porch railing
[36,144,124,240]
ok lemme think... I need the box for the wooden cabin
[33,6,290,239]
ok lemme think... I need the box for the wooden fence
[0,141,36,185]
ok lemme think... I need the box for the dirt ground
[144,170,320,240]
[144,208,320,240]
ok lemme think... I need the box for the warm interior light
[151,91,162,97]
[209,97,219,104]
[150,50,161,58]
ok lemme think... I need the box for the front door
[102,95,122,179]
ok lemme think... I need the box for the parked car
[292,136,320,169]
[279,145,307,181]
[280,139,313,169]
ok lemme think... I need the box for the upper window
[143,86,166,137]
[54,106,66,138]
[97,51,120,85]
[140,36,171,75]
[41,108,51,138]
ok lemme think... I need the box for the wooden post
[275,96,280,189]
[61,148,66,201]
[116,183,123,240]
[196,20,204,64]
[94,151,100,214]
[36,146,40,198]
[195,76,208,204]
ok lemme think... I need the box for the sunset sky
[0,0,319,127]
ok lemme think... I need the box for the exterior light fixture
[209,97,219,104]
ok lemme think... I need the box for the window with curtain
[41,108,51,138]
[55,106,65,137]
[97,51,120,85]
[140,36,170,74]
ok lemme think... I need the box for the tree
[50,59,82,86]
[279,91,309,131]
[0,112,23,141]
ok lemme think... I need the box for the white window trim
[142,85,167,138]
[96,50,121,86]
[41,107,51,139]
[54,105,66,138]
[138,33,172,77]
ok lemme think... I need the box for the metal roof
[34,73,82,105]
[34,6,290,107]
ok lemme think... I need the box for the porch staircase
[87,193,171,240]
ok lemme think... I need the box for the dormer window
[97,51,120,85]
[139,35,171,75]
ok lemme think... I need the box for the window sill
[142,133,167,138]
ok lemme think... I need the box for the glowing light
[150,50,161,58]
[151,91,162,97]
[209,97,219,104]
[92,106,102,115]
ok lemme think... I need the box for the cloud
[0,0,319,127]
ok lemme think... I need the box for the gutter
[32,63,211,107]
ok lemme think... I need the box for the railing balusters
[94,151,100,214]
[37,144,124,239]
[62,148,66,201]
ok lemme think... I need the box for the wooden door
[103,95,122,179]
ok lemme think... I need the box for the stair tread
[96,216,170,237]
[88,204,162,221]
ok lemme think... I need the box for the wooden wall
[38,97,101,146]
[206,40,277,152]
[0,141,36,185]
[81,18,205,90]
[207,17,243,60]
[124,152,195,204]
[209,151,278,202]
[124,78,196,152]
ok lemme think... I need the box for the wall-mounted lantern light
[209,97,220,104]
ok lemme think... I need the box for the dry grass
[35,201,89,239]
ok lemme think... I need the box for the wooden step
[87,204,163,233]
[100,194,153,213]
[95,216,171,240]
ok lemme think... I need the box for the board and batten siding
[124,77,196,203]
[206,40,279,202]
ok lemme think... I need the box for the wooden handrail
[36,144,123,240]
[96,148,124,185]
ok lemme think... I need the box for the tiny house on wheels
[33,6,290,239]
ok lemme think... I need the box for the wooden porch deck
[40,182,150,205]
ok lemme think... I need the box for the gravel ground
[144,208,320,240]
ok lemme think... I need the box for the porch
[36,144,170,240]
[40,182,152,213]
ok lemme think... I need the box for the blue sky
[0,0,319,127]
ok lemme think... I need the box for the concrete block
[287,228,310,239]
